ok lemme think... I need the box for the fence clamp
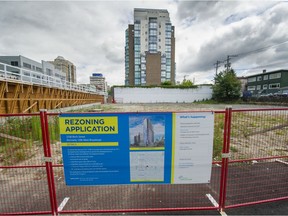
[42,157,53,162]
[222,153,231,159]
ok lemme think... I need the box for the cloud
[0,1,287,86]
[175,1,288,82]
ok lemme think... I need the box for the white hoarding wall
[114,86,212,103]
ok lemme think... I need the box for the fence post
[40,109,58,216]
[218,106,232,212]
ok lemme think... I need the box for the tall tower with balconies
[125,8,175,86]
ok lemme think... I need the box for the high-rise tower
[49,56,76,83]
[125,8,175,86]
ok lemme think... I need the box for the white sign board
[172,112,214,184]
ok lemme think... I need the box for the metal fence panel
[225,109,288,207]
[0,114,52,214]
[49,113,222,213]
[1,109,287,215]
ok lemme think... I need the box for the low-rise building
[246,69,288,95]
[0,55,66,82]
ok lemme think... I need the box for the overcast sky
[1,0,288,85]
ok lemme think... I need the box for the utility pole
[225,55,238,71]
[214,60,221,76]
[225,55,231,71]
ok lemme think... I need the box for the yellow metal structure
[0,80,104,114]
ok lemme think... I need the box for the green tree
[161,81,172,86]
[212,69,241,102]
[180,79,194,87]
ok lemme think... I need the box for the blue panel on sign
[60,112,173,186]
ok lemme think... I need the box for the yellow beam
[23,101,38,113]
[54,101,63,109]
[0,98,98,101]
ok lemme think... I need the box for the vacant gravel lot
[99,102,284,112]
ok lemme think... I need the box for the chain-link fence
[0,108,287,215]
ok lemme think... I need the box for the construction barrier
[0,108,287,215]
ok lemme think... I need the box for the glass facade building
[125,8,175,86]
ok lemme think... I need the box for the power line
[215,40,288,71]
[234,61,288,71]
[213,39,288,74]
[231,39,288,58]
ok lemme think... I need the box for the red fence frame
[40,110,58,216]
[224,108,288,210]
[0,107,287,215]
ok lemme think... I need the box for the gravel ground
[99,103,286,112]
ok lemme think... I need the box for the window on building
[247,86,256,91]
[46,68,52,76]
[134,37,140,44]
[165,45,171,52]
[134,30,140,37]
[263,84,268,89]
[149,43,157,52]
[36,67,42,72]
[263,75,268,80]
[257,85,261,90]
[166,65,171,72]
[269,73,281,79]
[135,71,141,78]
[165,31,171,38]
[141,78,146,84]
[269,83,280,89]
[141,56,146,63]
[257,76,262,81]
[134,65,141,72]
[165,23,171,31]
[11,61,18,66]
[135,58,140,64]
[247,77,256,82]
[149,18,157,23]
[135,51,140,58]
[165,38,171,45]
[149,29,157,36]
[149,22,157,29]
[135,79,141,85]
[149,35,157,42]
[134,22,140,30]
[134,44,140,51]
[23,62,32,69]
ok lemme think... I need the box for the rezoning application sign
[59,112,214,186]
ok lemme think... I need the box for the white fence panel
[114,86,212,103]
